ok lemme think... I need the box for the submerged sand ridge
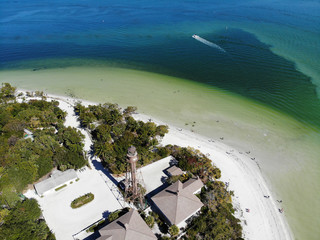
[1,66,320,239]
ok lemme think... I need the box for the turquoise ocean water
[1,0,320,239]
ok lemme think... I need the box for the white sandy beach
[21,90,294,240]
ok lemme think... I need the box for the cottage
[34,169,77,196]
[151,177,204,228]
[98,209,156,240]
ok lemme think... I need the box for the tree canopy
[0,198,55,240]
[0,86,87,207]
[168,146,221,182]
[75,103,169,174]
[0,84,89,240]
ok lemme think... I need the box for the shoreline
[18,89,294,240]
[5,64,319,239]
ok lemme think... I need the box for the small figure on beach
[220,137,224,140]
[264,195,270,198]
[245,208,250,213]
[251,157,255,160]
[279,208,284,213]
[225,182,229,187]
[246,151,251,154]
[277,200,283,203]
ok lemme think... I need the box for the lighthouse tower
[124,146,145,208]
[126,146,138,196]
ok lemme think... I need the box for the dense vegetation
[75,102,169,174]
[71,193,94,209]
[181,180,243,240]
[168,145,221,182]
[0,84,87,206]
[0,83,87,239]
[0,198,55,240]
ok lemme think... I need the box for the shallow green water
[1,0,320,239]
[1,64,320,239]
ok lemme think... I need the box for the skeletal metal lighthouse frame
[124,146,145,208]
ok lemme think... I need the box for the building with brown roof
[166,165,184,177]
[98,209,156,240]
[151,178,204,228]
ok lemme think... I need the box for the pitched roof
[183,177,204,194]
[98,209,156,240]
[151,178,204,226]
[34,169,77,195]
[166,165,184,176]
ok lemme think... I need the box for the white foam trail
[192,34,226,53]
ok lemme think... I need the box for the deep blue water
[1,0,320,128]
[1,1,320,239]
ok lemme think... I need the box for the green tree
[92,124,112,142]
[0,208,9,224]
[169,225,179,237]
[0,199,55,240]
[145,215,155,228]
[156,125,169,137]
[57,126,84,153]
[0,83,16,103]
[123,106,137,116]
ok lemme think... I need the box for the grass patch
[71,193,94,209]
[55,184,67,191]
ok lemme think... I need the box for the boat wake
[192,34,226,53]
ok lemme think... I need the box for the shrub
[161,236,170,240]
[150,211,168,234]
[86,219,105,233]
[55,184,67,191]
[169,225,179,237]
[107,208,130,223]
[108,210,121,222]
[71,193,94,209]
[145,215,155,228]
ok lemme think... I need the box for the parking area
[25,167,122,240]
